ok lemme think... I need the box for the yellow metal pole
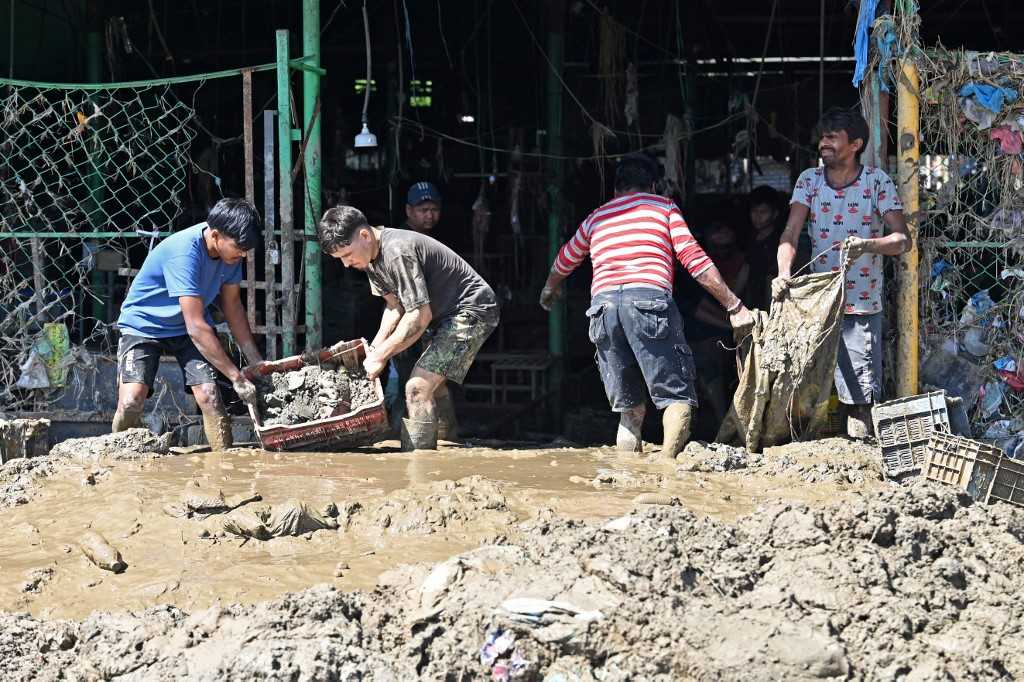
[896,58,920,396]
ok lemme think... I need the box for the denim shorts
[835,312,882,405]
[586,286,697,412]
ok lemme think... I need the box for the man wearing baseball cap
[404,181,442,233]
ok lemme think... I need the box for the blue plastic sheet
[959,83,1021,114]
[852,0,881,88]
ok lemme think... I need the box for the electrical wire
[321,0,347,36]
[360,0,371,126]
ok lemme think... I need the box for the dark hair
[207,198,261,250]
[815,107,870,160]
[319,205,369,252]
[614,152,659,193]
[748,185,779,210]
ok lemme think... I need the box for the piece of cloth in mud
[717,269,845,452]
[221,499,339,540]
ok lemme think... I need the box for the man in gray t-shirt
[318,206,499,451]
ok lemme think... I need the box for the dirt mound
[259,364,376,426]
[344,475,514,537]
[3,482,1022,679]
[49,429,173,461]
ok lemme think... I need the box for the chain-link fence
[913,46,1024,438]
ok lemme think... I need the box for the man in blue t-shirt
[115,198,267,449]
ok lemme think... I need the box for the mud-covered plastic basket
[871,390,950,477]
[923,432,1024,508]
[246,339,390,451]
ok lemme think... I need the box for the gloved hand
[770,276,790,302]
[728,305,755,338]
[232,376,259,404]
[539,283,563,311]
[363,354,387,380]
[843,236,870,261]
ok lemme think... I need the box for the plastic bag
[15,351,50,390]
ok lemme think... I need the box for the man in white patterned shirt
[774,108,910,438]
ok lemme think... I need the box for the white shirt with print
[790,165,903,315]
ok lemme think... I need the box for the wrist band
[725,300,743,315]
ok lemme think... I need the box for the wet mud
[259,364,377,426]
[1,435,1021,679]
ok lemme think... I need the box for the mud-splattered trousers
[585,286,698,412]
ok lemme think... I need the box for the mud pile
[258,364,377,426]
[3,481,1022,679]
[0,429,171,508]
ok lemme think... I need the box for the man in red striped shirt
[539,153,754,460]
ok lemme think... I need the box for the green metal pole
[85,31,107,323]
[276,29,297,356]
[301,0,322,350]
[545,0,566,430]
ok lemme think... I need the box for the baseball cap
[406,181,442,206]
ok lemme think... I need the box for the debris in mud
[4,483,1023,679]
[342,476,513,538]
[50,429,174,461]
[221,499,339,540]
[258,363,377,426]
[20,567,54,594]
[588,468,666,490]
[79,531,127,574]
[162,488,262,520]
[0,418,50,462]
[677,441,752,472]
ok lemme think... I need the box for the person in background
[744,185,784,311]
[113,198,266,450]
[386,181,446,431]
[539,152,754,462]
[319,206,498,450]
[774,107,910,439]
[684,221,750,439]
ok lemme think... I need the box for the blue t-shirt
[117,223,243,338]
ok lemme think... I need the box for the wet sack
[717,269,846,452]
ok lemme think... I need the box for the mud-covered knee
[192,384,223,412]
[405,377,431,404]
[118,395,145,413]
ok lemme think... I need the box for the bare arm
[694,265,743,312]
[777,202,809,279]
[370,294,404,349]
[363,303,433,379]
[866,210,911,256]
[180,296,244,382]
[219,284,263,365]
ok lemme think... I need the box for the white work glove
[843,236,870,261]
[232,376,259,404]
[770,276,790,302]
[539,283,563,311]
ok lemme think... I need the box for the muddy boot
[111,410,143,433]
[400,418,438,451]
[435,394,459,442]
[845,404,874,440]
[655,403,693,461]
[203,413,234,450]
[615,408,644,454]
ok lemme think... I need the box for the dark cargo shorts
[835,312,883,405]
[586,286,698,412]
[416,310,498,383]
[117,333,219,397]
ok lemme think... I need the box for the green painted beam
[277,30,297,357]
[301,0,323,351]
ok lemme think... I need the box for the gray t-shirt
[366,228,498,326]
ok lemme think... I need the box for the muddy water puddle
[0,442,863,620]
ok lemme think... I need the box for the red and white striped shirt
[553,193,711,296]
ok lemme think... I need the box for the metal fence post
[301,0,322,351]
[896,58,920,396]
[276,29,296,357]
